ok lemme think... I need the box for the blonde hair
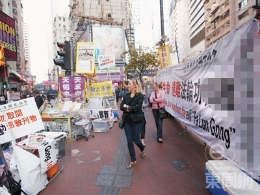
[129,79,143,94]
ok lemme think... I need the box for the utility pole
[160,0,165,37]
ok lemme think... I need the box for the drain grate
[170,160,192,171]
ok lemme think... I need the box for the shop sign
[7,91,20,101]
[8,83,17,88]
[0,11,17,60]
[0,97,44,144]
[0,66,7,77]
[43,81,57,85]
[96,66,121,74]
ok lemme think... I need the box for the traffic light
[53,41,71,70]
[2,81,7,90]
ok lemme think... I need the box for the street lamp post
[160,0,165,37]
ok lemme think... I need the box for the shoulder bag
[118,119,124,129]
[155,92,168,119]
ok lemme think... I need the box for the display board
[0,97,44,144]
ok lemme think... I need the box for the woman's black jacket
[120,92,144,123]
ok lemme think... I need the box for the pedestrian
[120,78,145,169]
[122,81,129,98]
[0,89,7,105]
[34,91,44,109]
[149,82,166,143]
[141,92,149,147]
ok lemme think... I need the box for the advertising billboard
[92,25,125,62]
[0,11,17,60]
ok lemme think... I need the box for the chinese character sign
[87,81,113,98]
[59,76,85,101]
[98,54,115,70]
[76,42,95,74]
[0,97,44,144]
[158,44,172,69]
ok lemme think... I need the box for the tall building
[12,0,26,79]
[52,16,71,58]
[204,0,256,48]
[189,0,205,57]
[52,0,70,18]
[204,0,235,48]
[0,0,26,91]
[169,0,190,64]
[23,22,32,81]
[51,0,70,81]
[69,0,132,41]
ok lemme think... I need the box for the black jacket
[35,95,44,109]
[120,93,144,123]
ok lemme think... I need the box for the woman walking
[149,82,166,143]
[141,92,149,147]
[120,79,145,169]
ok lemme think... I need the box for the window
[238,0,248,9]
[238,10,249,20]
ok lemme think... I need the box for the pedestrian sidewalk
[40,107,210,195]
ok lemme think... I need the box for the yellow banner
[76,42,96,74]
[158,44,172,69]
[87,81,113,98]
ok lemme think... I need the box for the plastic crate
[206,160,260,195]
[92,119,110,132]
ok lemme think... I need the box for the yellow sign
[76,42,96,74]
[87,81,113,98]
[158,44,172,69]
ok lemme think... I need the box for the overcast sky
[22,0,171,83]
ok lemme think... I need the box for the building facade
[189,0,205,57]
[235,0,255,26]
[0,0,27,92]
[169,0,190,64]
[69,0,132,42]
[51,0,70,81]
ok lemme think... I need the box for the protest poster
[0,97,44,144]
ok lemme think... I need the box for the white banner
[0,97,44,144]
[157,19,260,181]
[98,54,115,70]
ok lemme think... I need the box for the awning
[9,69,21,78]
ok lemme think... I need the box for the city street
[40,106,210,195]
